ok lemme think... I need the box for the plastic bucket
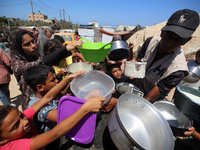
[77,38,112,63]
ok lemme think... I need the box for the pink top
[0,49,11,84]
[0,107,39,150]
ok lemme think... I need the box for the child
[107,64,133,86]
[24,65,75,134]
[43,39,72,81]
[0,69,105,150]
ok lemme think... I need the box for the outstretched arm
[30,96,105,150]
[31,71,85,113]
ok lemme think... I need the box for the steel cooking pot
[183,66,200,83]
[116,82,144,97]
[174,85,200,124]
[108,93,174,150]
[153,100,193,136]
[108,40,129,61]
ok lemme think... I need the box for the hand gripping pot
[70,70,115,105]
[77,38,112,63]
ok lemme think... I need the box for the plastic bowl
[66,62,93,74]
[77,38,112,63]
[70,70,115,105]
[57,95,97,144]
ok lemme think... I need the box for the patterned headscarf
[8,30,44,110]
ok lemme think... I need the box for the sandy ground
[0,75,22,111]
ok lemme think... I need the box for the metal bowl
[183,66,200,83]
[66,62,93,74]
[108,40,129,61]
[108,94,174,150]
[174,85,200,123]
[153,100,193,136]
[116,82,143,97]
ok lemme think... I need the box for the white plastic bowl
[70,70,115,105]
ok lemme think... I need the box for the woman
[8,30,82,110]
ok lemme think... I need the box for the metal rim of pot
[173,85,200,124]
[108,40,129,61]
[108,93,175,150]
[153,100,193,136]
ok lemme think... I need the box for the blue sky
[0,0,200,27]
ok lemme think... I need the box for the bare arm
[144,86,160,102]
[178,126,200,141]
[31,71,85,113]
[30,96,105,150]
[99,28,132,36]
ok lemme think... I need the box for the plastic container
[66,62,93,74]
[124,61,147,78]
[57,95,97,144]
[77,38,112,63]
[70,70,115,105]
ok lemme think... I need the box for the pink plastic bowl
[57,95,97,144]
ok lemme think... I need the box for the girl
[0,71,105,150]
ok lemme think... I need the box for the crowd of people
[0,9,200,150]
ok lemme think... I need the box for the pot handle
[79,38,91,43]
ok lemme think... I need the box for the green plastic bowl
[77,38,112,63]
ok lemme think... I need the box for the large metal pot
[108,40,129,61]
[153,100,193,136]
[183,66,200,83]
[174,85,200,123]
[108,94,174,150]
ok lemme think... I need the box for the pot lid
[116,94,174,150]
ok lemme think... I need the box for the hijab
[8,30,44,110]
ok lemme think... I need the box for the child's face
[111,67,122,79]
[42,72,58,92]
[0,109,31,142]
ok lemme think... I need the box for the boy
[24,65,71,134]
[134,9,200,102]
